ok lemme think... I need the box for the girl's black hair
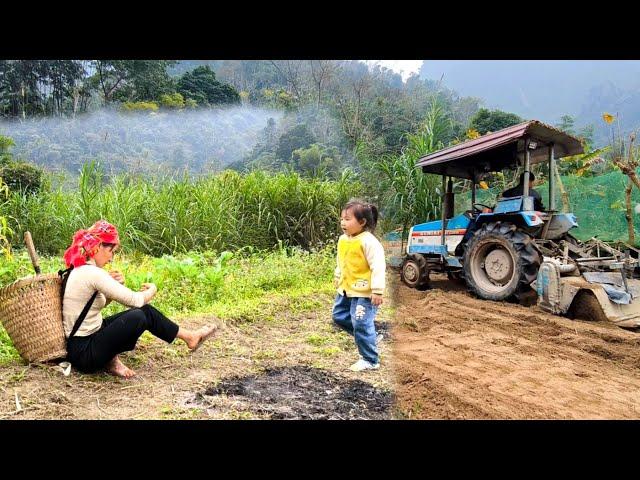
[343,199,379,232]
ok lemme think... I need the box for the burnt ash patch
[199,366,394,419]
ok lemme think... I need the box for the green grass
[1,165,361,256]
[312,346,342,357]
[0,247,336,366]
[305,334,331,346]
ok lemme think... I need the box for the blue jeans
[332,293,379,365]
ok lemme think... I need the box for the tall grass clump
[1,162,361,256]
[0,177,12,259]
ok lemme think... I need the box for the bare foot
[107,356,136,379]
[187,324,219,352]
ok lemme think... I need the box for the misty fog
[0,106,283,176]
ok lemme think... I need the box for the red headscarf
[63,220,120,268]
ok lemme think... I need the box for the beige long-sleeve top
[62,260,156,337]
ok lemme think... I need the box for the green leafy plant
[0,177,12,259]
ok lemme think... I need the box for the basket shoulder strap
[68,291,98,339]
[58,266,74,302]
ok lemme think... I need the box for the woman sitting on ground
[62,220,218,378]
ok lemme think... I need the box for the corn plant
[369,101,453,242]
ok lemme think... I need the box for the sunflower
[602,112,615,124]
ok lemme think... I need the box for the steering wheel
[472,203,493,213]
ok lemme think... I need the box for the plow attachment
[536,261,640,328]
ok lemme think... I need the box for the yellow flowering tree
[121,101,159,112]
[159,93,185,109]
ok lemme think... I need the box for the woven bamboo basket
[0,232,67,363]
[0,273,67,362]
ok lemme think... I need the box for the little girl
[332,199,386,372]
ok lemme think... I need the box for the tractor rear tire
[463,222,541,302]
[401,254,430,290]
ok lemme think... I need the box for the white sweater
[62,261,156,337]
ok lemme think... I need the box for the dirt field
[0,292,395,420]
[392,273,640,419]
[7,269,640,420]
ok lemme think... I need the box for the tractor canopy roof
[415,120,584,180]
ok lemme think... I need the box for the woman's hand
[109,270,125,284]
[371,293,383,306]
[140,282,157,299]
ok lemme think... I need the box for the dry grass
[0,286,395,419]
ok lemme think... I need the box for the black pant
[66,304,179,373]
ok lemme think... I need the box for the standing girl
[333,200,386,371]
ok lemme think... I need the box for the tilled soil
[187,365,394,419]
[392,274,640,419]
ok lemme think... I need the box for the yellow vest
[337,233,373,296]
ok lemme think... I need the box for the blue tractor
[400,120,584,302]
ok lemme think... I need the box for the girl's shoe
[350,359,380,371]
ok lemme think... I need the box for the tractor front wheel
[401,255,430,290]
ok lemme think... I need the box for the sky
[362,60,423,81]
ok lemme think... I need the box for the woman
[62,220,218,378]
